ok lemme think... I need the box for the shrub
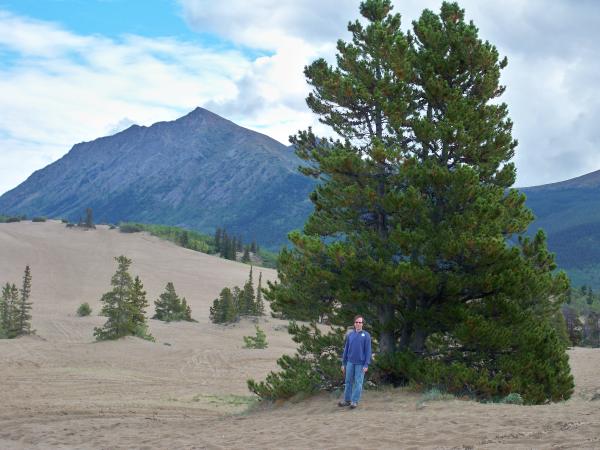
[6,217,21,223]
[32,217,47,222]
[77,302,92,317]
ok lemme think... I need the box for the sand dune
[1,221,599,449]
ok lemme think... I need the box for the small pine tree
[231,286,242,312]
[179,230,190,248]
[584,311,600,347]
[84,208,95,229]
[255,272,265,316]
[250,240,257,254]
[229,237,237,260]
[1,283,20,338]
[153,282,194,322]
[94,256,133,340]
[209,287,238,324]
[239,267,256,315]
[243,325,268,349]
[17,265,33,336]
[215,227,222,254]
[94,256,153,340]
[562,306,583,346]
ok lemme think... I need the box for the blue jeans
[343,362,365,404]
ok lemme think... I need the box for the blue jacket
[342,330,372,369]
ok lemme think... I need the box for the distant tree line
[210,267,265,323]
[117,223,277,267]
[214,227,259,263]
[0,266,33,339]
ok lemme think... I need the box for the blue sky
[0,0,599,195]
[0,0,189,39]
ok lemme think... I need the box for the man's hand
[363,367,368,373]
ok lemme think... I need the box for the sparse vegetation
[32,216,47,222]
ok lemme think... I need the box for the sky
[0,0,599,196]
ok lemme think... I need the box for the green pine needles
[153,282,195,322]
[253,0,573,404]
[0,265,34,339]
[94,256,154,341]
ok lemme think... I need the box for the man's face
[354,317,364,331]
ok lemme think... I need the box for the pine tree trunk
[409,327,427,354]
[399,297,415,351]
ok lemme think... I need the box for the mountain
[521,170,600,288]
[3,106,600,285]
[0,107,316,248]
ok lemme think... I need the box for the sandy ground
[0,221,599,450]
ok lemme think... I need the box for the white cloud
[179,0,600,187]
[1,1,599,195]
[179,0,358,50]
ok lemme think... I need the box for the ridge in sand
[0,221,599,449]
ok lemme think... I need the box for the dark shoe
[338,400,351,407]
[350,402,358,409]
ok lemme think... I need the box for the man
[338,315,372,409]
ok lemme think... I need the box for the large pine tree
[261,0,572,404]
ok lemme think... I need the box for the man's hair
[354,315,364,322]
